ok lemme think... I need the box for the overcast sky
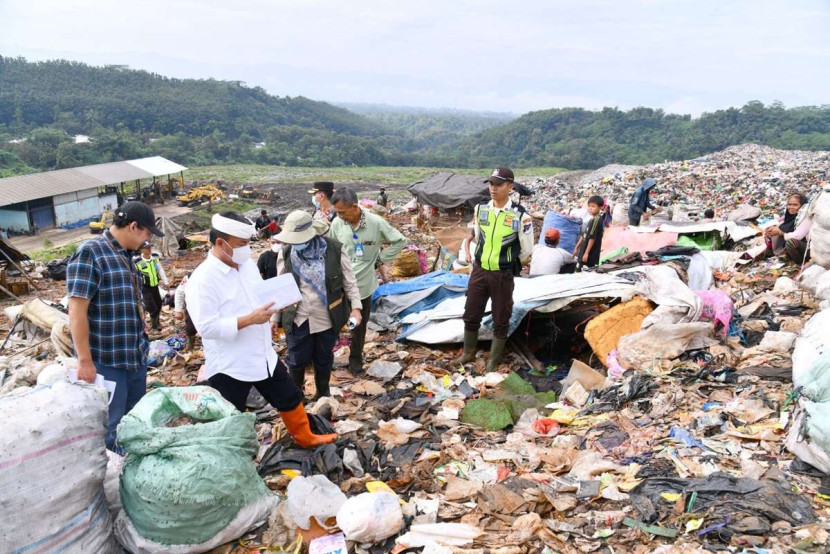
[2,0,829,117]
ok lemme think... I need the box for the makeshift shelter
[407,172,532,210]
[151,217,185,257]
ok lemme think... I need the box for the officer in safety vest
[135,244,169,331]
[454,167,534,371]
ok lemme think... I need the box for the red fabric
[532,418,559,436]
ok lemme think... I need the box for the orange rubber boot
[280,403,337,448]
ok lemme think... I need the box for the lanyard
[104,233,146,323]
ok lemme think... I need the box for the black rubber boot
[314,367,332,400]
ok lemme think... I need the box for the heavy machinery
[176,185,226,207]
[89,211,114,233]
[238,185,259,199]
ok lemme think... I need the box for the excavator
[237,185,259,199]
[89,211,114,233]
[176,185,226,207]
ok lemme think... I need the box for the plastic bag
[286,475,347,530]
[0,381,118,553]
[694,290,734,336]
[793,309,830,387]
[367,360,403,382]
[117,386,277,550]
[336,492,403,543]
[147,339,176,366]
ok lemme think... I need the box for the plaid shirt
[67,229,148,371]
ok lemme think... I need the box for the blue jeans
[95,363,147,452]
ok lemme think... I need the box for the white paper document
[68,369,117,406]
[253,273,302,310]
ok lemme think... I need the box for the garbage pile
[4,144,830,553]
[525,143,830,222]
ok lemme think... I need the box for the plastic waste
[367,360,403,382]
[606,349,625,380]
[286,475,347,530]
[343,448,365,477]
[336,491,403,543]
[396,523,483,548]
[309,532,348,554]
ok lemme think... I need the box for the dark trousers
[784,238,809,264]
[184,307,197,337]
[207,360,303,413]
[349,296,373,369]
[141,285,162,319]
[95,362,147,453]
[463,265,514,339]
[628,214,641,227]
[286,321,338,397]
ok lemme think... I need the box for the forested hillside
[3,56,830,175]
[456,103,830,169]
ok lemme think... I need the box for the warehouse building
[0,157,187,234]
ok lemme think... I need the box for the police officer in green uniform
[454,167,534,371]
[135,244,169,331]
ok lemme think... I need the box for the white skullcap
[211,213,255,239]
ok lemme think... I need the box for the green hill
[457,103,830,169]
[0,56,386,138]
[3,56,830,175]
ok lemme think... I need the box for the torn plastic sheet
[629,472,815,527]
[399,273,633,344]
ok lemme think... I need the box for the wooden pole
[0,248,39,291]
[0,281,25,303]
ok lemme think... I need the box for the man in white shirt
[186,211,336,448]
[530,228,576,276]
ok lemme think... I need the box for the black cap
[486,167,515,184]
[116,201,163,237]
[308,181,334,196]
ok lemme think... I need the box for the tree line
[3,56,830,175]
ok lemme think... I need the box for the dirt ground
[9,182,407,255]
[9,203,192,253]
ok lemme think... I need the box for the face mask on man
[220,239,251,265]
[312,196,320,209]
[293,241,310,253]
[270,242,280,253]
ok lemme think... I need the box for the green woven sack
[117,386,273,545]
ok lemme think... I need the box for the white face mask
[231,245,251,265]
[220,239,251,265]
[312,196,320,209]
[270,243,280,253]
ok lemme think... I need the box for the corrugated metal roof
[0,169,104,207]
[128,156,188,175]
[0,157,188,208]
[76,161,153,184]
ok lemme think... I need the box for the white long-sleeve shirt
[185,253,278,382]
[174,275,187,313]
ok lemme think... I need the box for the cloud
[2,0,829,113]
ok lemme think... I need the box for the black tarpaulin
[408,172,532,210]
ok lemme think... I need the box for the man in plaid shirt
[67,202,163,451]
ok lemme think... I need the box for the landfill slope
[2,143,830,552]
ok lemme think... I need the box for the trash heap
[4,144,830,553]
[525,143,830,221]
